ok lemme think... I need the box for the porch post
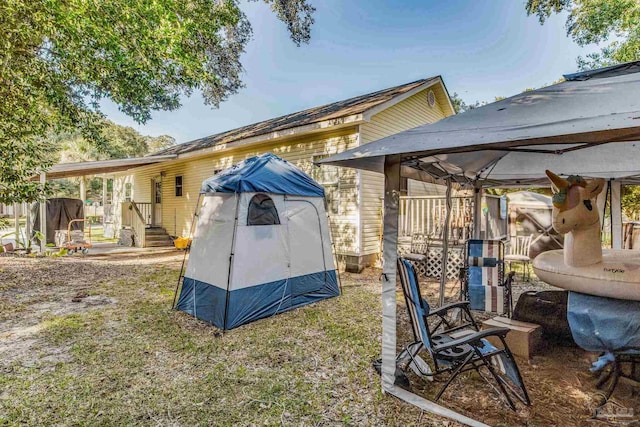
[39,172,47,253]
[13,203,20,248]
[611,180,622,249]
[80,176,87,204]
[102,176,108,207]
[381,154,401,392]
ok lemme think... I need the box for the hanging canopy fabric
[318,61,640,186]
[201,152,324,197]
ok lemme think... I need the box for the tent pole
[223,193,241,330]
[172,193,202,309]
[381,155,401,392]
[440,178,453,307]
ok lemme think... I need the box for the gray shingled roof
[154,77,440,156]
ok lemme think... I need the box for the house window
[247,194,281,226]
[124,183,132,202]
[312,155,340,215]
[175,176,183,197]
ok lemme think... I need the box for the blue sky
[101,0,602,143]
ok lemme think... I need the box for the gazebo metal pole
[381,155,401,391]
[472,182,483,239]
[439,178,452,307]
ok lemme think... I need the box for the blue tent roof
[200,153,325,197]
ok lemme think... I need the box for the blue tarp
[200,153,325,197]
[568,292,640,353]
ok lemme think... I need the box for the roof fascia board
[177,114,364,161]
[437,76,457,117]
[48,154,177,174]
[362,79,441,121]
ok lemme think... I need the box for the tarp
[568,292,640,353]
[31,198,84,245]
[201,153,325,197]
[318,61,640,187]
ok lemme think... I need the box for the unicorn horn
[545,170,570,190]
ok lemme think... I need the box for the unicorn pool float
[533,170,640,301]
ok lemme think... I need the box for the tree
[48,121,176,201]
[526,0,640,70]
[450,93,483,114]
[0,0,315,204]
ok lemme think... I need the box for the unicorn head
[546,170,605,235]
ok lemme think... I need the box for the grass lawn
[1,253,637,426]
[0,254,440,426]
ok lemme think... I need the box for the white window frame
[175,175,183,197]
[312,154,340,215]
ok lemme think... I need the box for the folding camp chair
[403,233,431,277]
[461,239,514,317]
[397,258,530,410]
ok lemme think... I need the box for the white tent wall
[283,195,335,279]
[179,193,237,327]
[184,194,237,287]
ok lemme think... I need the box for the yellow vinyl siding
[358,84,452,256]
[114,128,360,254]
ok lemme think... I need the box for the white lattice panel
[398,244,463,280]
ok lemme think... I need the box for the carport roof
[43,155,176,179]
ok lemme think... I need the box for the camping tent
[175,153,339,330]
[319,61,640,426]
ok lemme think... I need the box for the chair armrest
[428,301,471,317]
[433,327,510,352]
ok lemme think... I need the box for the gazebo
[319,61,640,426]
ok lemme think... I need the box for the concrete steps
[144,227,173,248]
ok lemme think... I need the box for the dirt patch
[0,252,180,369]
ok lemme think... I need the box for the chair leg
[434,352,474,402]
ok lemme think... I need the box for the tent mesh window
[247,194,281,226]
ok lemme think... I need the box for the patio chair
[461,239,514,317]
[397,258,531,410]
[403,233,430,277]
[505,234,533,282]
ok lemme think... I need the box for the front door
[152,178,162,226]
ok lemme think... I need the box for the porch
[120,201,173,248]
[395,194,508,279]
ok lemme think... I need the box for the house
[48,77,455,271]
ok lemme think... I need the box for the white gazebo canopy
[319,61,640,427]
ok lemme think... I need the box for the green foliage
[48,120,176,200]
[450,93,483,114]
[526,0,640,70]
[0,0,315,204]
[622,185,640,219]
